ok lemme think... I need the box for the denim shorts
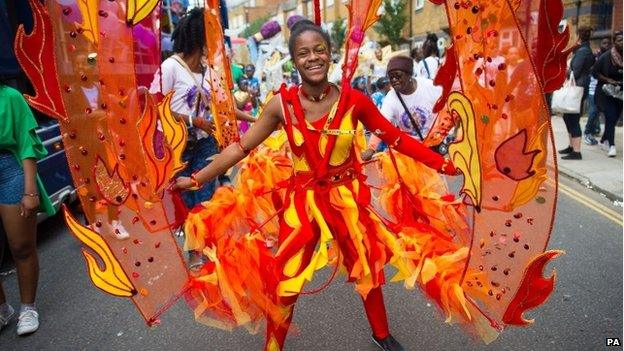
[0,151,24,205]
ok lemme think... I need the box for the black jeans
[600,96,623,146]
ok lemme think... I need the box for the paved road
[0,176,621,351]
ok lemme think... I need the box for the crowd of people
[558,27,623,160]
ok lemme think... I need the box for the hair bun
[289,19,315,32]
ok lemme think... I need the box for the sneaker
[608,145,617,157]
[188,251,204,271]
[601,140,610,151]
[561,151,582,160]
[558,146,574,154]
[372,334,405,351]
[0,304,15,331]
[111,220,130,240]
[16,309,39,335]
[583,134,598,145]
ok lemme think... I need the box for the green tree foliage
[240,15,271,39]
[331,17,347,52]
[374,0,408,49]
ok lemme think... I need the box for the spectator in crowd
[244,64,261,114]
[371,76,391,108]
[0,79,55,335]
[352,76,369,96]
[370,45,386,81]
[234,78,255,133]
[559,26,595,160]
[583,37,612,145]
[416,33,441,80]
[148,8,253,269]
[410,46,424,78]
[592,31,623,157]
[362,55,442,160]
[231,62,245,89]
[244,64,260,91]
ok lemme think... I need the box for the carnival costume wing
[14,0,216,325]
[366,0,567,341]
[440,0,567,336]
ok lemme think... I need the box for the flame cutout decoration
[342,0,382,82]
[64,206,136,297]
[138,96,175,197]
[502,250,563,325]
[509,123,549,208]
[204,0,239,147]
[157,92,188,175]
[494,129,540,181]
[529,0,572,93]
[432,44,457,113]
[76,0,99,46]
[94,156,130,206]
[126,0,160,26]
[447,92,482,210]
[13,0,68,122]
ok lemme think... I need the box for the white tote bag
[551,72,584,114]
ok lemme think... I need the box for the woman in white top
[149,8,254,210]
[149,8,253,269]
[416,33,440,80]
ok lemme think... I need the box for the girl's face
[293,31,331,84]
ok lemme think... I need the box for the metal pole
[408,0,413,48]
[575,0,581,33]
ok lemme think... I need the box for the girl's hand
[195,117,216,135]
[174,176,195,190]
[361,149,375,161]
[20,194,40,218]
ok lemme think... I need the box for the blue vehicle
[34,118,77,222]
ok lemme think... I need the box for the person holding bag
[558,26,595,160]
[592,31,623,157]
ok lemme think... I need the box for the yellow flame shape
[64,207,135,297]
[77,0,98,46]
[126,0,159,25]
[447,92,482,209]
[157,92,187,175]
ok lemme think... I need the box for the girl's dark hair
[172,8,205,56]
[423,33,440,57]
[577,26,592,41]
[288,19,331,58]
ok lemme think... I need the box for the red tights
[264,286,389,350]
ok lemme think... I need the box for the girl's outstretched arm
[354,91,457,175]
[175,95,282,189]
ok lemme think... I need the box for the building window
[415,0,424,11]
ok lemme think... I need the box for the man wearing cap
[362,55,442,160]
